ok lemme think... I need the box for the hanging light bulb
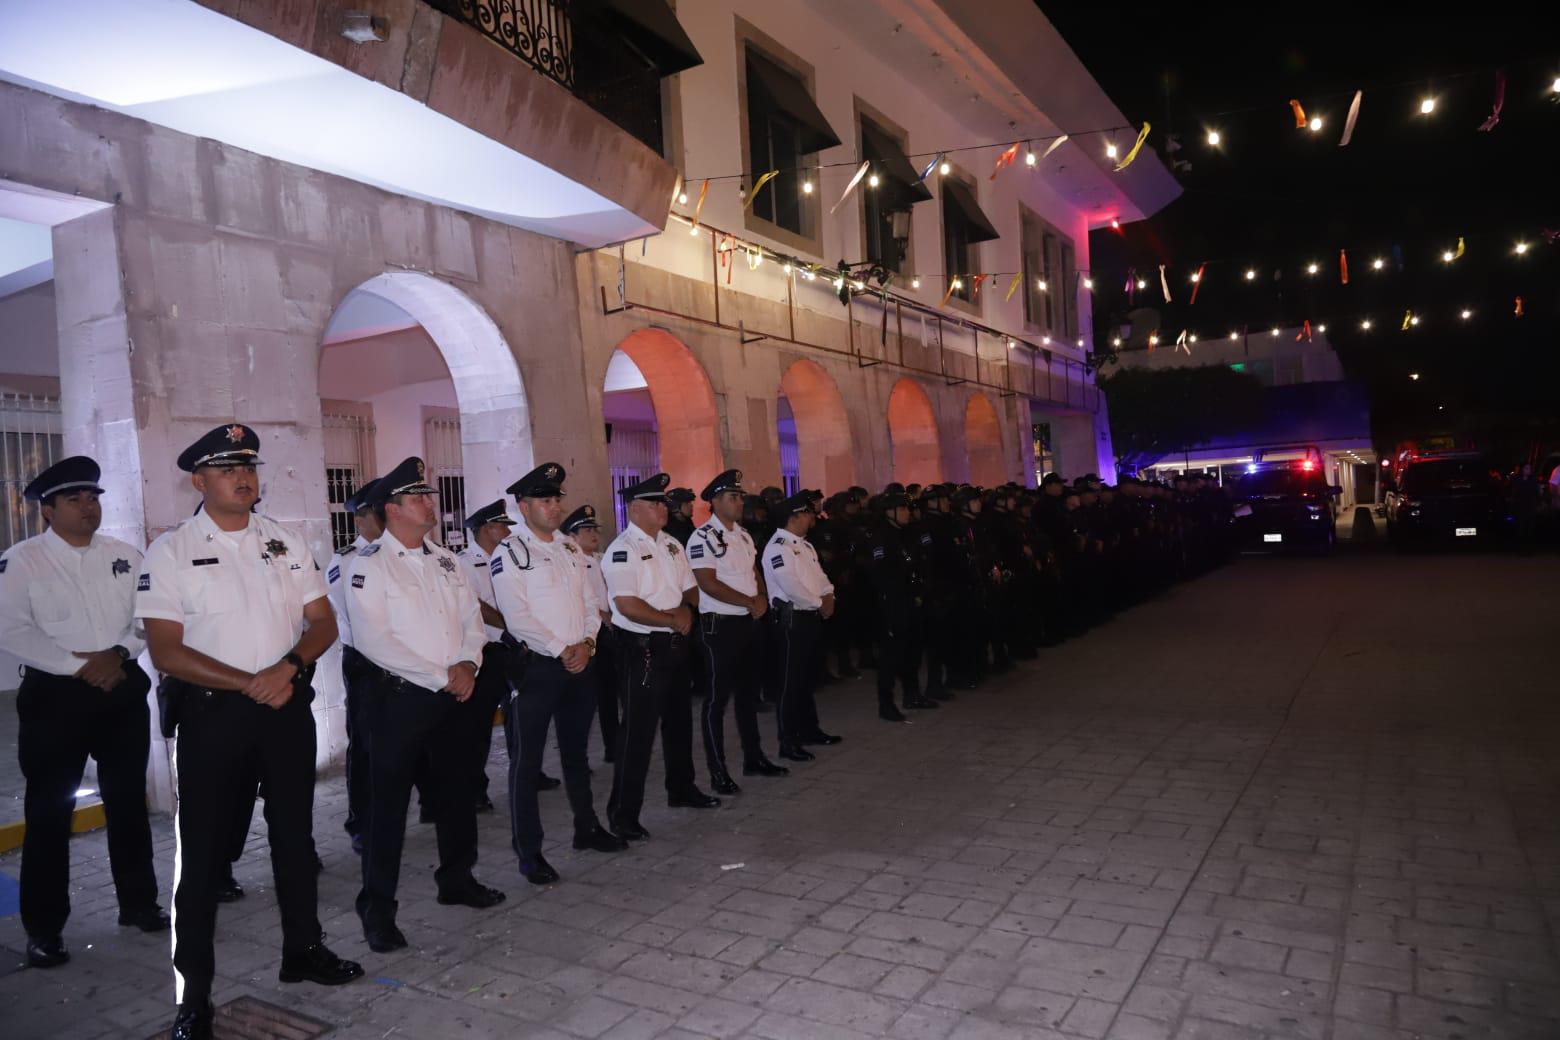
[1105,141,1119,159]
[1270,327,1280,337]
[1244,269,1257,281]
[1361,318,1373,330]
[1228,331,1239,340]
[1372,257,1385,270]
[1317,324,1327,333]
[1306,262,1319,275]
[802,180,814,194]
[1188,333,1198,343]
[1042,335,1052,345]
[1460,308,1472,319]
[1308,116,1323,132]
[1077,338,1084,348]
[1419,97,1436,115]
[939,161,951,176]
[677,192,688,205]
[1135,278,1147,290]
[867,173,880,188]
[1190,271,1201,283]
[1442,250,1455,263]
[1552,77,1560,94]
[1110,219,1120,230]
[782,263,791,274]
[1410,372,1421,381]
[1206,129,1221,146]
[951,277,963,290]
[1410,314,1421,326]
[1112,336,1122,346]
[1025,148,1037,167]
[832,277,844,289]
[1036,279,1047,292]
[911,276,920,289]
[1083,277,1094,290]
[1515,241,1530,255]
[689,225,700,236]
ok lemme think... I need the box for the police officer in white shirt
[325,476,380,853]
[490,464,628,885]
[136,425,361,1040]
[600,473,709,840]
[0,456,165,971]
[761,492,842,762]
[561,505,618,763]
[688,469,789,795]
[343,456,504,954]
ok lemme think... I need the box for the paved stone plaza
[4,552,1558,1039]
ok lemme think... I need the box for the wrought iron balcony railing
[426,0,575,89]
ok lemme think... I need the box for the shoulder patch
[351,574,366,588]
[490,555,504,576]
[136,573,150,591]
[688,543,705,559]
[359,544,381,558]
[770,554,784,568]
[872,546,886,559]
[921,533,933,545]
[612,549,628,563]
[327,565,341,583]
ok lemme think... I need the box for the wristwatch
[283,652,305,675]
[111,644,131,661]
[584,636,596,657]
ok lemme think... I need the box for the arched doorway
[779,358,855,494]
[318,272,529,550]
[604,328,722,527]
[887,377,943,485]
[965,393,1006,486]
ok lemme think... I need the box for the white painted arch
[340,272,532,510]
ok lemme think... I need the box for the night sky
[1042,5,1558,454]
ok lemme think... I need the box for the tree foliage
[1099,364,1266,470]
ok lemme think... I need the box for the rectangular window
[858,116,928,275]
[1021,213,1076,339]
[744,47,840,239]
[940,176,999,306]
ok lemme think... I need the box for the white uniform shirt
[688,516,758,617]
[135,510,327,674]
[343,532,485,693]
[459,541,504,644]
[762,528,834,610]
[0,528,145,677]
[601,522,696,634]
[490,524,602,658]
[325,535,367,648]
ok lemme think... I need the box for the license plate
[1454,527,1476,537]
[1264,533,1283,543]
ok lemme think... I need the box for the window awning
[574,0,703,77]
[941,178,1000,243]
[746,51,841,154]
[860,122,933,205]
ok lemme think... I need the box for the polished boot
[611,819,652,841]
[119,904,172,932]
[362,920,408,953]
[709,770,741,796]
[278,941,365,985]
[573,823,629,852]
[742,756,790,777]
[169,1001,213,1040]
[26,936,69,969]
[436,880,507,909]
[777,743,815,762]
[668,787,721,809]
[519,853,560,886]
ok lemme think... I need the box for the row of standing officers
[0,422,1232,1040]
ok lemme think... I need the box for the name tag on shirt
[192,558,219,567]
[689,544,705,559]
[770,554,784,568]
[612,550,628,562]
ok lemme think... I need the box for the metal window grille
[322,412,376,551]
[607,425,659,531]
[424,415,467,548]
[1,392,63,552]
[425,0,574,88]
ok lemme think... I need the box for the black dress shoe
[668,788,720,809]
[777,743,815,762]
[119,904,172,932]
[279,941,365,985]
[362,921,408,953]
[612,820,651,841]
[537,771,562,791]
[879,705,908,722]
[170,1000,213,1040]
[573,824,629,852]
[437,880,506,909]
[26,935,69,968]
[904,695,940,710]
[215,873,245,903]
[519,853,561,885]
[709,771,741,796]
[742,756,790,777]
[801,730,843,745]
[475,793,495,813]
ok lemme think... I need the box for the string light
[1083,277,1094,290]
[1410,372,1421,380]
[867,173,880,188]
[1552,77,1560,94]
[677,192,688,205]
[1410,314,1421,326]
[1360,318,1373,330]
[1105,141,1119,159]
[802,180,814,194]
[1308,116,1323,132]
[1460,308,1472,319]
[833,277,844,289]
[939,161,950,176]
[1306,262,1319,275]
[1042,335,1052,345]
[1036,279,1047,292]
[1190,271,1201,283]
[1076,338,1084,348]
[1419,97,1436,115]
[1317,324,1327,333]
[1188,333,1198,343]
[1024,148,1036,167]
[1244,269,1257,281]
[782,263,791,274]
[1206,129,1221,146]
[1147,333,1158,346]
[1372,257,1385,270]
[1228,331,1239,340]
[1110,219,1120,230]
[1270,327,1280,337]
[1112,336,1122,346]
[1442,250,1455,262]
[1514,241,1529,255]
[911,277,920,289]
[689,225,700,236]
[951,277,963,290]
[1135,278,1147,290]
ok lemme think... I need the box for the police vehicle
[1386,449,1507,546]
[1228,455,1340,553]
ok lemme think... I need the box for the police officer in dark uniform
[665,487,697,545]
[0,456,166,970]
[136,425,362,1040]
[602,474,705,840]
[867,492,938,720]
[914,484,957,700]
[490,464,627,885]
[562,505,619,763]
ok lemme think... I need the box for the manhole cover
[145,995,333,1039]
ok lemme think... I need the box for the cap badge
[225,425,245,443]
[546,464,560,480]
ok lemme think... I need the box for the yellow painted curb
[0,799,106,854]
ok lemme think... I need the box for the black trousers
[341,645,373,839]
[606,627,688,828]
[17,665,157,941]
[355,670,477,930]
[876,605,923,709]
[169,682,319,1006]
[697,612,763,774]
[468,641,511,800]
[771,606,821,747]
[659,649,697,796]
[503,654,599,858]
[594,626,620,759]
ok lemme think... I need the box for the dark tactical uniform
[866,497,936,720]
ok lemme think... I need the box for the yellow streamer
[1004,273,1021,302]
[691,179,709,229]
[742,170,780,212]
[940,277,958,308]
[1401,310,1413,331]
[1454,236,1465,259]
[1114,122,1151,171]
